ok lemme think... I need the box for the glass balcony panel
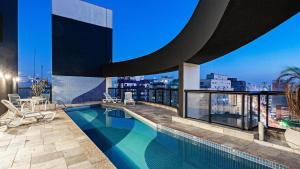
[211,94,243,128]
[186,93,209,121]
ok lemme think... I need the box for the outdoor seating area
[8,94,52,112]
[0,94,57,130]
[102,92,135,106]
[102,93,121,104]
[0,108,115,169]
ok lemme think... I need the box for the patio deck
[1,102,300,169]
[103,102,300,169]
[0,108,115,169]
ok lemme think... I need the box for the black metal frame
[185,90,286,130]
[108,88,178,108]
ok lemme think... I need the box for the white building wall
[52,76,105,104]
[201,74,234,91]
[52,0,112,28]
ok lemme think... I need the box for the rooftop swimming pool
[65,105,285,169]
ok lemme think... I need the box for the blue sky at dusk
[19,0,300,84]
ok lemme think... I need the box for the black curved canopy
[102,0,300,77]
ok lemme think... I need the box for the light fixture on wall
[13,77,20,82]
[5,73,11,80]
[0,70,18,81]
[0,71,3,79]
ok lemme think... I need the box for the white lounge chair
[124,92,135,106]
[8,94,21,108]
[1,100,56,127]
[103,93,121,103]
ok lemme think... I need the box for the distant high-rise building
[246,82,271,91]
[200,73,233,91]
[228,78,246,91]
[117,76,152,89]
[168,79,179,89]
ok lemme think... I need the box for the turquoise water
[66,106,275,169]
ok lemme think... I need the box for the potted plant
[278,67,300,150]
[32,80,48,97]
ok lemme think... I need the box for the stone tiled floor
[0,109,115,169]
[103,103,300,169]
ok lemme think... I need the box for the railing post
[185,90,188,118]
[154,89,157,103]
[249,95,253,130]
[147,89,150,102]
[161,89,164,104]
[266,94,269,128]
[169,89,172,106]
[208,92,212,123]
[242,94,245,130]
[50,87,52,102]
[136,88,139,101]
[121,89,124,101]
[258,94,261,122]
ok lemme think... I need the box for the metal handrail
[108,87,178,108]
[185,90,285,95]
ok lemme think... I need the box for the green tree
[278,67,300,118]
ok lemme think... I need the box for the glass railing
[108,88,178,107]
[185,90,300,130]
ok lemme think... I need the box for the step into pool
[65,105,285,169]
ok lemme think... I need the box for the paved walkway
[103,103,300,169]
[0,109,115,169]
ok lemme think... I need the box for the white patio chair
[103,93,121,103]
[124,92,135,106]
[1,100,56,128]
[8,94,21,108]
[8,94,30,112]
[41,93,51,110]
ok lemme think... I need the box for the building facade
[51,0,112,104]
[228,78,246,91]
[117,76,152,89]
[0,0,18,114]
[201,73,233,91]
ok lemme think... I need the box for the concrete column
[259,122,265,141]
[105,77,112,93]
[178,63,200,117]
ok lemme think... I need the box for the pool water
[66,106,280,169]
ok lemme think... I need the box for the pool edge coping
[102,104,288,169]
[62,108,117,169]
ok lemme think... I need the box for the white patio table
[17,97,47,112]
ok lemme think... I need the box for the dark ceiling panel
[102,0,299,77]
